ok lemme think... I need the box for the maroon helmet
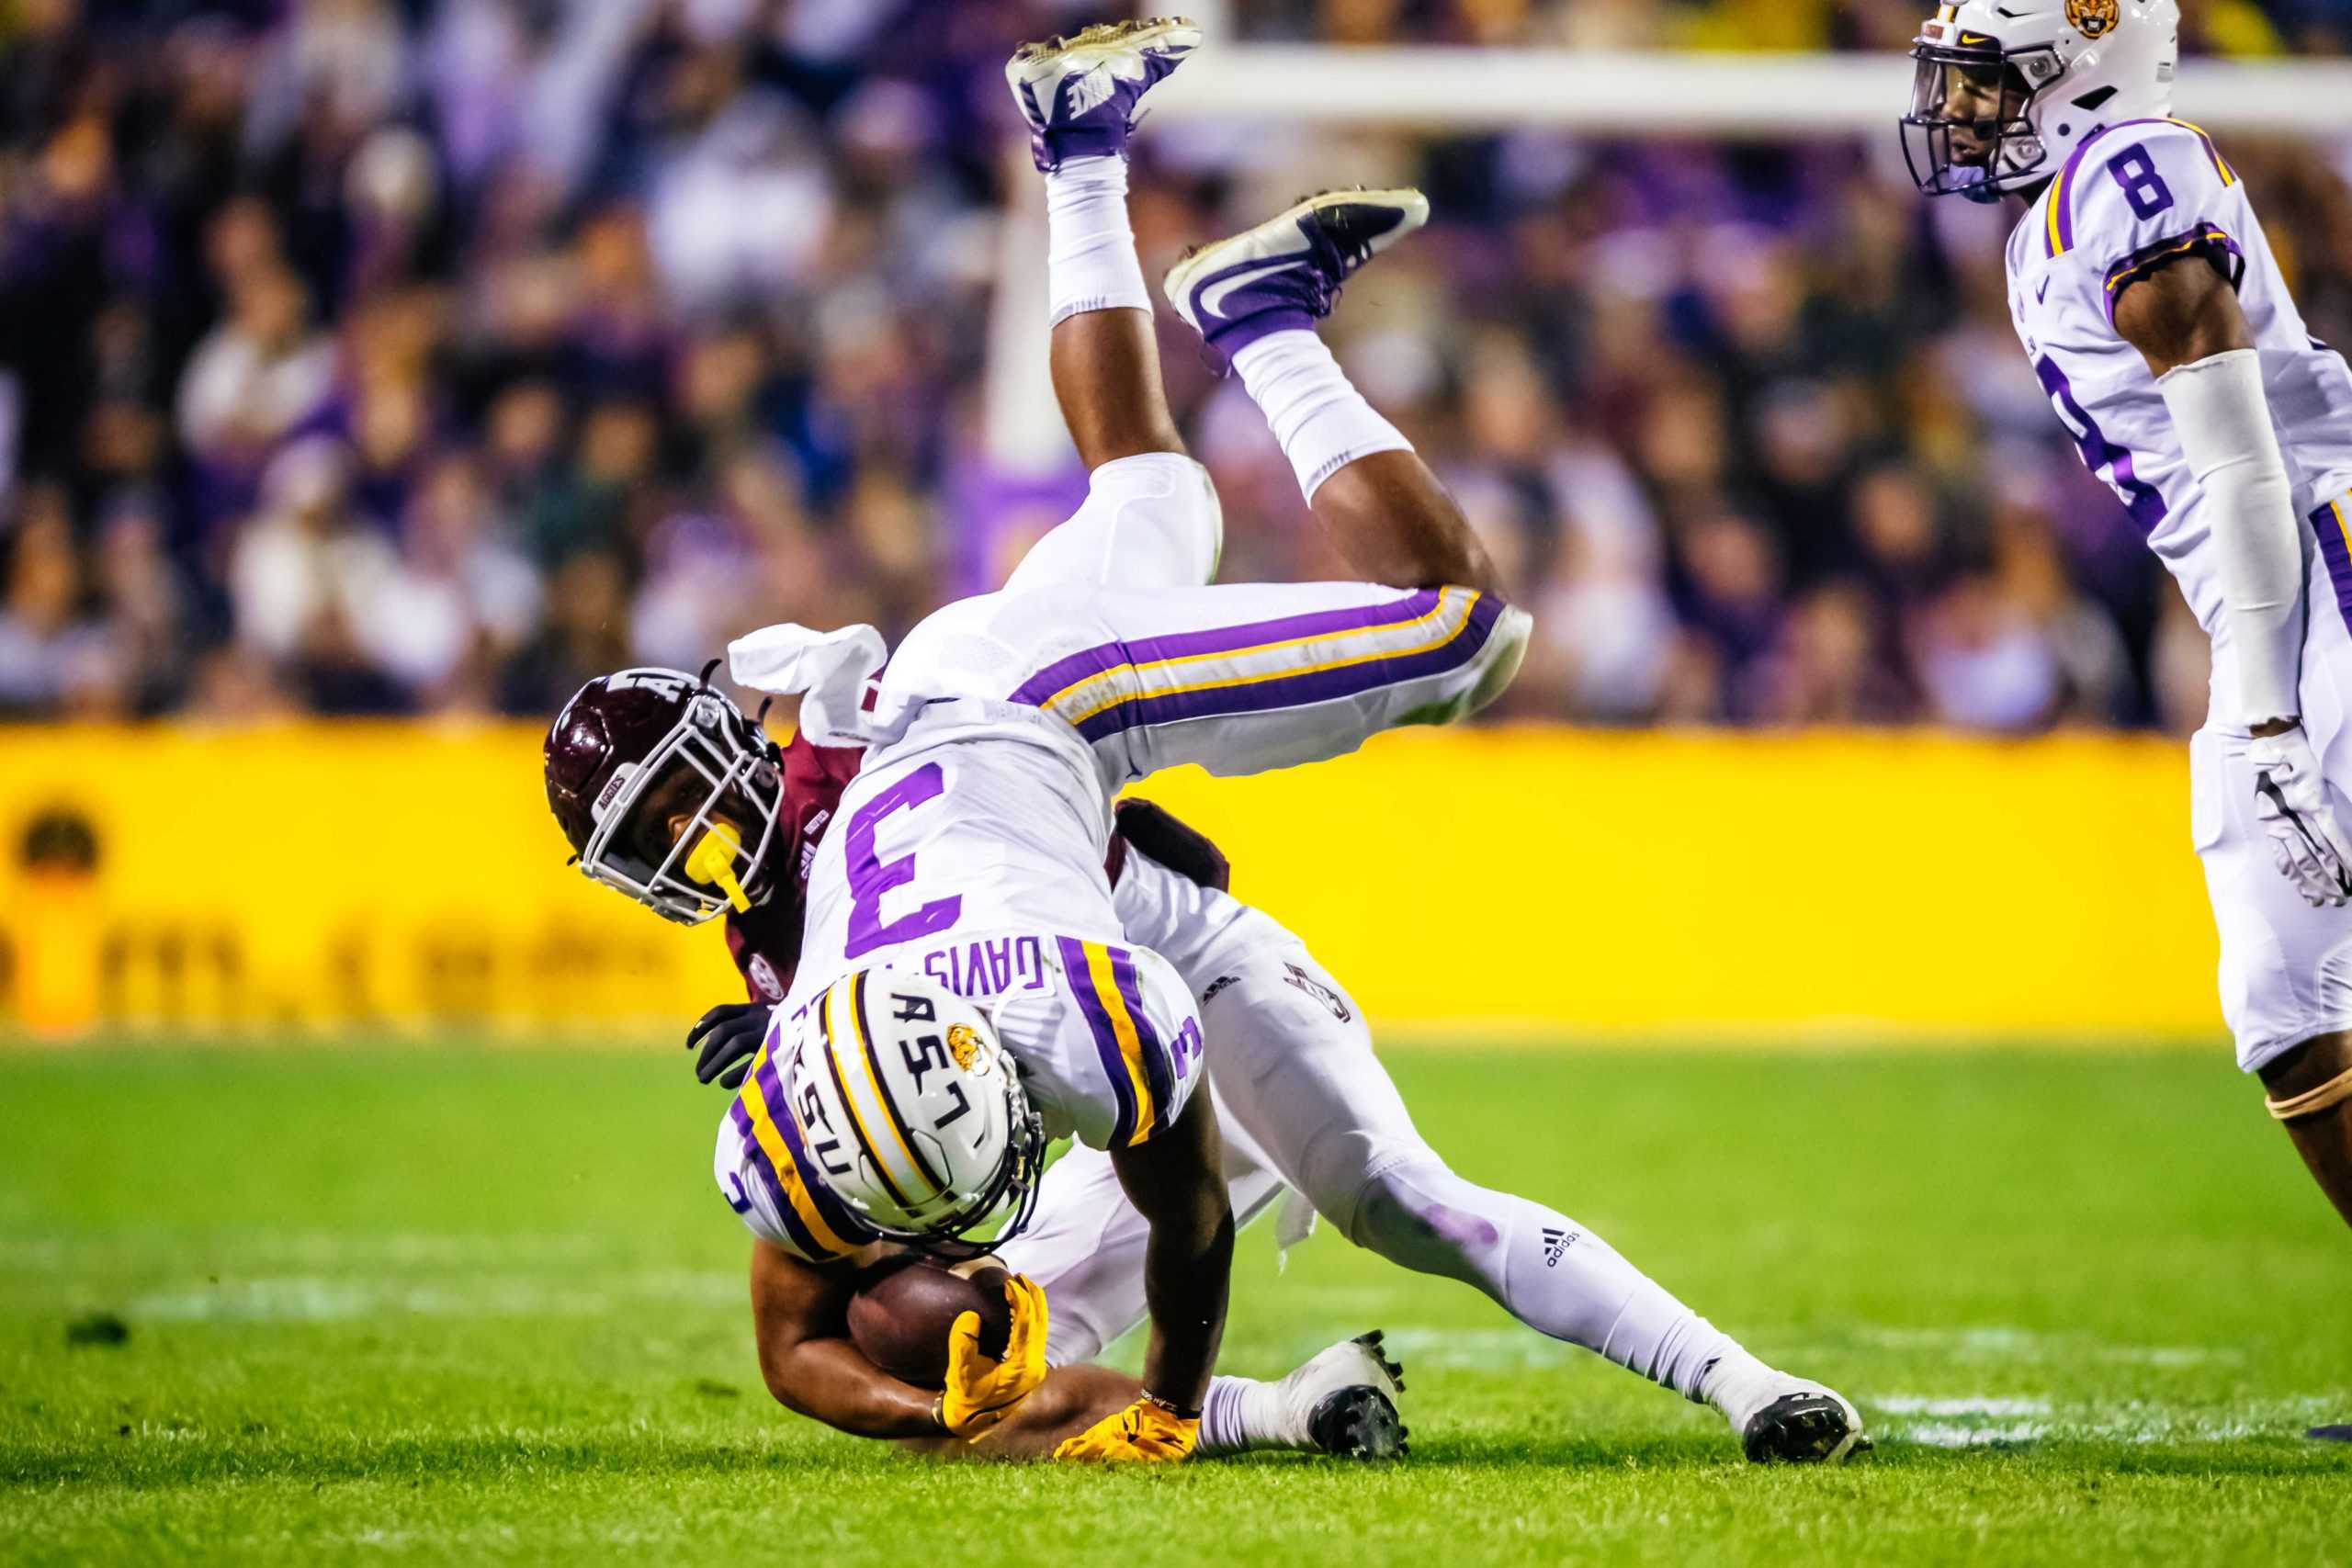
[544,666,785,925]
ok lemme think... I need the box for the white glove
[2249,728,2352,908]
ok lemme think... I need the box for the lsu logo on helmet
[2065,0,2120,39]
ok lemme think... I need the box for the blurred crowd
[3,0,2351,732]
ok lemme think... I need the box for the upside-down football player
[544,19,1868,1464]
[1905,0,2352,1227]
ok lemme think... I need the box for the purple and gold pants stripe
[1058,936,1172,1147]
[1012,587,1502,746]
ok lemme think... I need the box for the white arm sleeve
[2157,348,2305,727]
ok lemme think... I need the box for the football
[846,1258,1012,1388]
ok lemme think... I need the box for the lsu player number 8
[1902,0,2352,1226]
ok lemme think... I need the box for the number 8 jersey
[2007,116,2352,716]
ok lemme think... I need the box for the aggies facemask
[544,667,786,925]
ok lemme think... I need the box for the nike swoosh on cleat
[1199,254,1311,319]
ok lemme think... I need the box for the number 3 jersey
[2007,117,2352,728]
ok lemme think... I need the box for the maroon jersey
[723,738,1232,1003]
[723,731,864,1003]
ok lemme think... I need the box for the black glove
[1112,798,1231,892]
[686,1001,770,1089]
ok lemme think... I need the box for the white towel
[726,622,891,747]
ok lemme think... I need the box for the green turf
[2,1043,2346,1566]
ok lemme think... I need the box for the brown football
[845,1258,1012,1389]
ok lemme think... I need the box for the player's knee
[1342,1159,1500,1284]
[2260,1030,2352,1095]
[2261,1031,2352,1133]
[1089,452,1223,586]
[1457,602,1532,719]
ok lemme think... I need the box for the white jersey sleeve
[2047,118,2245,325]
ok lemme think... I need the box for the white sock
[1348,1157,1740,1404]
[1697,1349,1828,1433]
[1228,329,1413,503]
[1194,1374,1289,1456]
[1045,155,1150,326]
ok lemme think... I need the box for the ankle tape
[2265,1063,2352,1122]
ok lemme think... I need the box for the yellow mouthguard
[683,820,752,913]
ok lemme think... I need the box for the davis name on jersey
[2007,118,2352,721]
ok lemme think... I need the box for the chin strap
[2266,1064,2352,1122]
[727,622,894,746]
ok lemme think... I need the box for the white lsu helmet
[1904,0,2180,202]
[778,970,1046,1251]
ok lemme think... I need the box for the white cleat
[1006,17,1202,172]
[1287,1329,1409,1460]
[1703,1352,1871,1464]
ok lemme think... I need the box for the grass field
[3,1042,2347,1566]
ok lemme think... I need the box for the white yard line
[1872,1393,2342,1447]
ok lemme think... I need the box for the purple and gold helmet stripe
[729,1098,831,1261]
[759,1046,880,1249]
[1012,589,1502,746]
[733,1046,864,1260]
[1058,936,1156,1146]
[847,970,950,1196]
[817,978,916,1212]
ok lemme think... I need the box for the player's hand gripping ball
[935,1272,1048,1441]
[1054,1396,1199,1462]
[847,1258,1012,1386]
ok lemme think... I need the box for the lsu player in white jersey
[1905,0,2352,1224]
[691,18,1869,1461]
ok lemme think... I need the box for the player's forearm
[1108,1096,1236,1413]
[760,1337,947,1439]
[2158,348,2306,727]
[1136,1193,1234,1413]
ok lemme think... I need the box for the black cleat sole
[1741,1392,1870,1464]
[1308,1382,1408,1461]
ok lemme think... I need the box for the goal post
[1147,45,2352,137]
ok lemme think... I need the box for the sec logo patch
[748,954,785,1000]
[2065,0,2119,39]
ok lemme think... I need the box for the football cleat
[1292,1329,1409,1461]
[1740,1390,1871,1465]
[1702,1351,1870,1464]
[1005,17,1202,173]
[1163,188,1430,356]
